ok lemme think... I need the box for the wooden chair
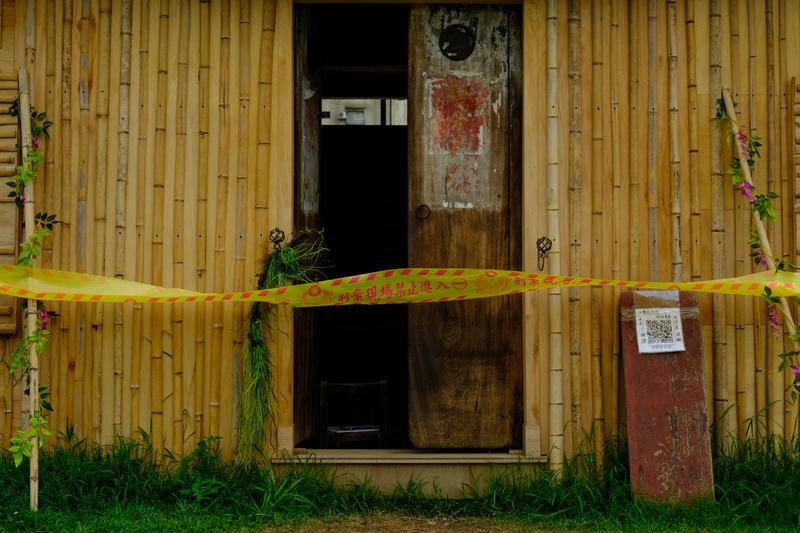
[319,380,389,448]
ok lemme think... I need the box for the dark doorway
[294,4,523,451]
[294,5,410,448]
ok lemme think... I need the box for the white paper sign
[634,308,685,353]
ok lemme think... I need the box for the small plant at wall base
[715,92,800,399]
[236,228,329,467]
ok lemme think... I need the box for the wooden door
[293,7,321,445]
[407,6,522,449]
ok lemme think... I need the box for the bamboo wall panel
[528,0,800,458]
[0,0,797,463]
[0,0,278,457]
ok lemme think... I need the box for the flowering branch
[716,89,800,398]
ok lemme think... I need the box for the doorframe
[272,0,544,460]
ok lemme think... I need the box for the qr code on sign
[644,319,674,344]
[634,307,685,353]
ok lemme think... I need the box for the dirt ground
[265,514,566,532]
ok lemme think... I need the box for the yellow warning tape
[0,265,798,306]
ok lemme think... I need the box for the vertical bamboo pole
[626,3,649,439]
[171,0,189,452]
[255,0,274,271]
[646,0,658,281]
[752,0,769,440]
[196,0,213,442]
[161,0,181,452]
[522,0,546,458]
[95,0,112,445]
[105,0,124,439]
[270,0,294,454]
[782,0,799,441]
[566,0,582,450]
[255,1,277,451]
[49,0,66,436]
[667,0,682,282]
[709,0,731,448]
[220,0,240,455]
[588,0,602,458]
[205,0,221,441]
[140,0,160,444]
[245,0,262,301]
[628,0,643,283]
[687,0,705,410]
[18,65,39,512]
[730,0,747,441]
[608,0,628,441]
[546,0,564,470]
[231,0,247,449]
[119,0,135,438]
[74,0,91,443]
[61,0,76,434]
[149,0,169,449]
[129,0,149,436]
[183,0,201,451]
[594,0,610,459]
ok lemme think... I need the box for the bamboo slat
[205,0,221,441]
[195,0,211,444]
[522,0,546,458]
[161,0,181,452]
[118,0,133,438]
[169,0,189,451]
[709,0,733,447]
[607,0,628,440]
[545,0,563,468]
[182,0,200,450]
[219,0,238,452]
[270,0,293,454]
[566,0,582,452]
[588,0,604,458]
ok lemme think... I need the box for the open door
[407,6,522,449]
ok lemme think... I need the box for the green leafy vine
[3,101,59,468]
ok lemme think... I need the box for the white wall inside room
[321,99,407,126]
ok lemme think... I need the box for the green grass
[2,432,800,532]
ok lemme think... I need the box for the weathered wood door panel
[293,7,321,445]
[408,6,522,449]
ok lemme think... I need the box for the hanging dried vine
[236,228,328,467]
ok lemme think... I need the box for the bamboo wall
[0,0,797,463]
[0,0,280,456]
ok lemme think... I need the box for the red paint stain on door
[430,75,489,155]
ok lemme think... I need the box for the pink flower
[753,247,767,270]
[738,181,755,204]
[737,128,751,158]
[31,137,38,150]
[791,364,800,376]
[768,306,779,328]
[19,193,26,203]
[38,308,47,319]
